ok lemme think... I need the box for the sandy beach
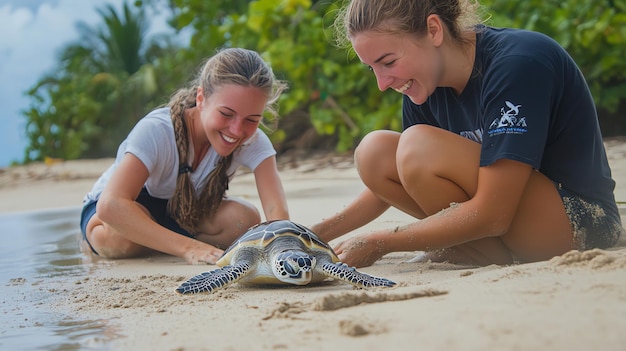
[2,141,626,350]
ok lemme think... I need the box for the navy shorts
[555,183,624,250]
[80,188,193,255]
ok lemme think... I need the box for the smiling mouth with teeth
[394,80,412,93]
[222,133,238,143]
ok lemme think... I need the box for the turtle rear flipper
[321,262,396,288]
[176,263,251,294]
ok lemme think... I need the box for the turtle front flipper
[176,263,251,294]
[321,262,396,288]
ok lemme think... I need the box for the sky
[0,0,184,168]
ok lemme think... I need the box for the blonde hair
[334,0,483,49]
[167,48,287,233]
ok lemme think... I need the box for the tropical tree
[22,1,183,161]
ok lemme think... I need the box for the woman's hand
[333,232,386,268]
[183,243,224,265]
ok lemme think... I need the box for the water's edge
[0,207,114,350]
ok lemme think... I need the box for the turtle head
[272,251,316,285]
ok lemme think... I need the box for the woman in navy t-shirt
[311,0,623,267]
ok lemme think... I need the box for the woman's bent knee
[396,125,447,165]
[86,223,149,259]
[355,130,400,184]
[355,130,399,164]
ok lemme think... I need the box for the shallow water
[0,207,111,350]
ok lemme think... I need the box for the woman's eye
[220,111,233,118]
[384,60,396,67]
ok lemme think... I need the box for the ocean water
[0,207,111,350]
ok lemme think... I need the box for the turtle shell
[217,220,338,267]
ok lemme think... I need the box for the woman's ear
[196,86,204,108]
[426,14,444,47]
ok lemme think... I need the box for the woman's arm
[97,153,223,263]
[253,156,290,221]
[310,188,390,243]
[334,159,534,267]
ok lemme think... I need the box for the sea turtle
[176,220,396,294]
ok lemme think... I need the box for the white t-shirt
[84,107,276,203]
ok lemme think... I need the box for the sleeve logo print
[487,100,528,136]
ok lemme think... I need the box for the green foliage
[167,0,252,60]
[482,0,626,126]
[22,1,187,162]
[21,0,626,162]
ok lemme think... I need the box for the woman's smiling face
[351,29,443,105]
[196,84,267,156]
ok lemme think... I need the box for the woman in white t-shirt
[80,48,290,264]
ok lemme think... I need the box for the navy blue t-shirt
[403,26,618,217]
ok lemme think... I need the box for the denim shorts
[555,183,624,250]
[80,188,193,255]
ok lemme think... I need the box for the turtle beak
[273,252,315,285]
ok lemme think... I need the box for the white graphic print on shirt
[488,100,528,136]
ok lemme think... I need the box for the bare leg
[355,129,498,264]
[355,125,573,265]
[355,130,429,218]
[86,197,259,258]
[195,197,261,250]
[85,204,155,259]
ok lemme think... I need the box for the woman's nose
[374,71,392,92]
[229,117,244,135]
